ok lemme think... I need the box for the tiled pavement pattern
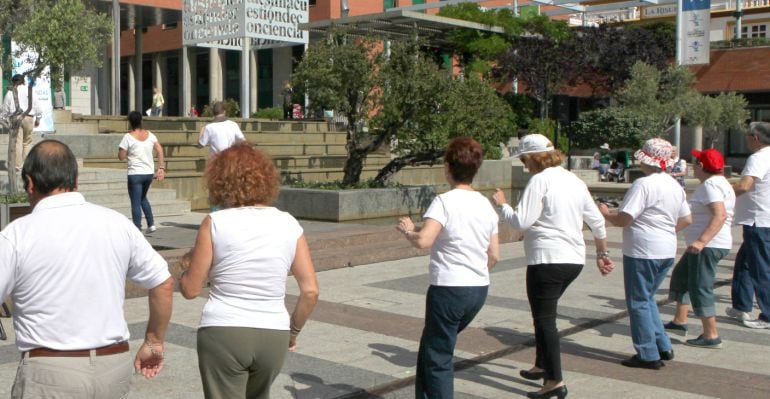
[1,219,769,398]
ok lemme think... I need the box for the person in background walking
[599,138,691,370]
[180,142,319,399]
[396,137,499,399]
[198,101,245,156]
[151,86,164,116]
[53,86,66,110]
[727,121,770,329]
[664,148,734,348]
[669,146,687,189]
[492,134,614,399]
[1,74,42,171]
[118,111,165,233]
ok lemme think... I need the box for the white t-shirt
[199,207,303,330]
[734,146,770,227]
[501,166,607,265]
[198,120,245,155]
[620,172,691,259]
[685,175,734,249]
[424,189,498,287]
[0,192,170,352]
[119,132,158,175]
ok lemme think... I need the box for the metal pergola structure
[300,8,506,46]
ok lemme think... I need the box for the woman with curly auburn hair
[492,134,614,399]
[179,142,319,399]
[396,137,500,399]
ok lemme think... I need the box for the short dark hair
[128,111,143,130]
[212,101,226,116]
[444,137,484,184]
[22,140,78,195]
[11,74,24,85]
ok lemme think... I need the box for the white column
[134,29,143,112]
[153,53,164,94]
[182,46,192,116]
[127,61,135,112]
[111,0,121,115]
[250,47,258,114]
[209,48,223,102]
[241,38,250,118]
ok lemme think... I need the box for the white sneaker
[743,319,770,329]
[725,307,753,321]
[146,225,157,234]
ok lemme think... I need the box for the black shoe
[526,385,568,399]
[663,321,688,336]
[621,355,663,370]
[659,349,674,361]
[520,369,547,380]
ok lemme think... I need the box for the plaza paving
[0,215,769,398]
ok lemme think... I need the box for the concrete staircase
[0,133,190,219]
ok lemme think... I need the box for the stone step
[84,154,392,172]
[72,116,338,135]
[81,188,179,204]
[106,199,191,219]
[149,130,347,145]
[162,142,349,158]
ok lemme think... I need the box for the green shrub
[1,193,29,204]
[201,98,241,118]
[251,107,283,120]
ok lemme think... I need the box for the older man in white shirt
[1,74,42,170]
[0,140,174,398]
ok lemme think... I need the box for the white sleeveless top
[199,206,303,330]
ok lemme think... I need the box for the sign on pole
[681,0,710,65]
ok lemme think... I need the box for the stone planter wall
[274,186,437,222]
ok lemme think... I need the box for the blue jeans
[732,225,770,322]
[415,285,488,399]
[127,174,155,230]
[623,256,673,361]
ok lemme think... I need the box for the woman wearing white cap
[599,138,692,370]
[492,134,614,399]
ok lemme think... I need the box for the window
[737,23,767,38]
[384,0,396,10]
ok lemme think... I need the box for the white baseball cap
[599,143,610,150]
[514,134,554,158]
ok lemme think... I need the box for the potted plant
[1,193,32,230]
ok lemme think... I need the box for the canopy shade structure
[91,0,182,30]
[299,9,506,46]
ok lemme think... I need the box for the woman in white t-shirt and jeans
[118,111,165,232]
[600,138,692,370]
[397,137,500,399]
[179,142,319,399]
[492,134,614,399]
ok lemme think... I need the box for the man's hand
[686,241,705,254]
[288,335,298,352]
[134,341,165,378]
[597,202,610,217]
[491,188,507,207]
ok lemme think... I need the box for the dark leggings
[526,263,583,381]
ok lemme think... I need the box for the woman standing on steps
[492,134,614,399]
[397,137,500,399]
[118,110,165,233]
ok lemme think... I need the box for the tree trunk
[372,149,445,187]
[342,124,363,186]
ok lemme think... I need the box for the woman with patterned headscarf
[599,138,692,370]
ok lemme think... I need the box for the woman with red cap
[664,148,735,348]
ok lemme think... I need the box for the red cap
[691,148,725,174]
